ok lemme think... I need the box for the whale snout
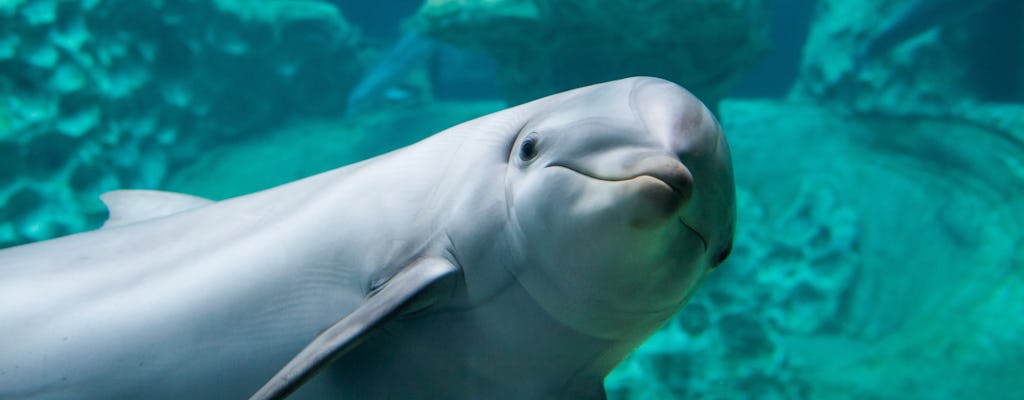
[629,77,735,258]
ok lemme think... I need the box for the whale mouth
[547,164,690,195]
[645,171,690,197]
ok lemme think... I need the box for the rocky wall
[412,0,769,106]
[0,0,362,248]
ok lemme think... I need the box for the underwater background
[1,0,1022,398]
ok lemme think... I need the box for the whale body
[0,77,735,399]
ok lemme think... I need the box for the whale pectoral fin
[249,257,459,400]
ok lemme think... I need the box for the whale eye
[519,136,539,161]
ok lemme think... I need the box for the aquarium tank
[1,0,1022,398]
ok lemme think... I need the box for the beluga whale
[0,76,736,399]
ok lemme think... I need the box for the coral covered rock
[0,0,362,247]
[790,0,1022,111]
[413,0,769,105]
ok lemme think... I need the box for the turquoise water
[1,0,1022,398]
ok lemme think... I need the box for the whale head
[503,77,736,340]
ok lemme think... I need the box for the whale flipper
[250,257,460,400]
[100,190,214,228]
